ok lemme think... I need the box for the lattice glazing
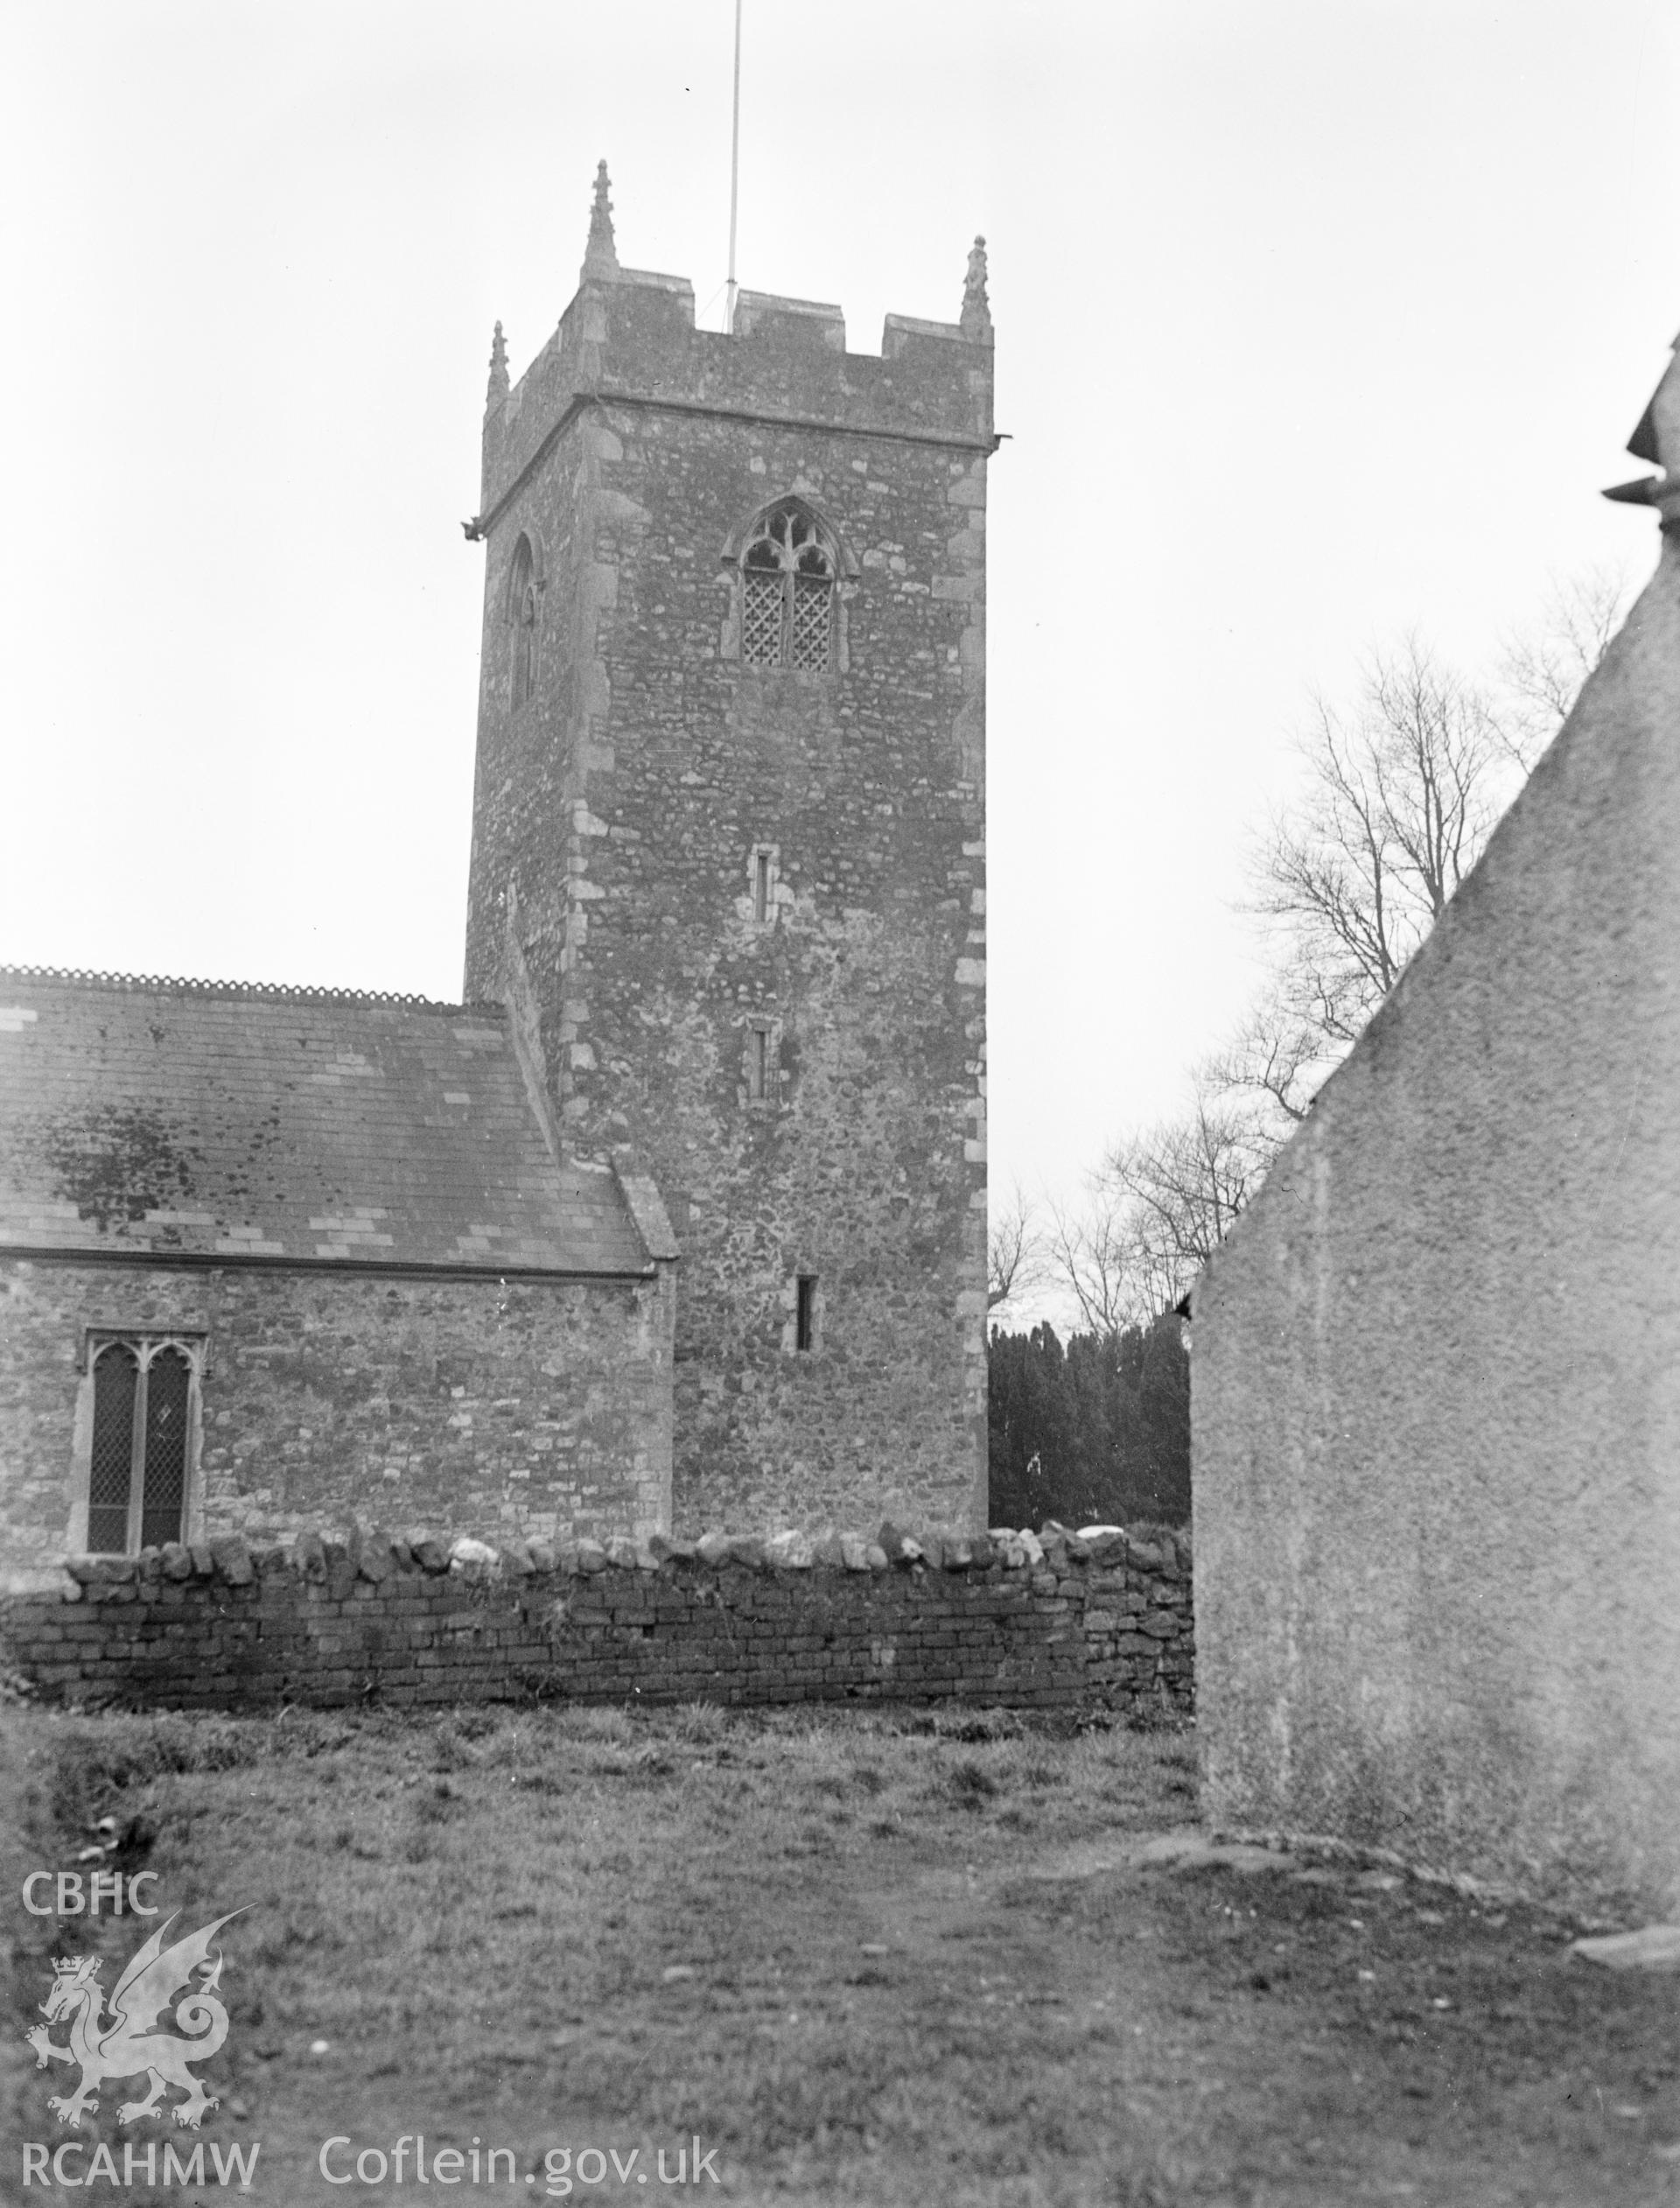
[742,572,784,665]
[140,1347,190,1548]
[88,1345,138,1553]
[789,576,832,670]
[740,505,836,669]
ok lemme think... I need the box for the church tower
[464,167,992,1535]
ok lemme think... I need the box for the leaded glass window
[739,505,835,670]
[85,1335,202,1553]
[140,1348,191,1550]
[88,1343,140,1556]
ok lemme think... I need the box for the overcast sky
[1,1,1674,1282]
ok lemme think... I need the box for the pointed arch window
[740,503,836,671]
[509,535,538,708]
[83,1335,203,1553]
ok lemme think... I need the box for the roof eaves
[0,964,497,1015]
[0,1241,657,1284]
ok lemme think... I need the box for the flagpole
[725,0,742,333]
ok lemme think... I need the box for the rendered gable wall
[1192,531,1680,1910]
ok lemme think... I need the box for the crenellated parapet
[473,169,995,543]
[461,163,993,1540]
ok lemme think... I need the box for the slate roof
[0,970,651,1275]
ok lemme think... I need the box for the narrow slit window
[747,1024,769,1102]
[752,852,771,923]
[795,1276,817,1353]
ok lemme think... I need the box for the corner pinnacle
[486,320,509,410]
[581,159,620,284]
[961,235,991,342]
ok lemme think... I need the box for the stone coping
[36,1518,1190,1601]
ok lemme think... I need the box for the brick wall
[0,1523,1193,1718]
[0,1258,675,1586]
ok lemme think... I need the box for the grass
[4,1696,1679,2205]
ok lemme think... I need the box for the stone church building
[0,171,993,1589]
[1192,327,1680,1910]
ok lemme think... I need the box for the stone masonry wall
[0,1258,675,1587]
[463,256,990,1542]
[0,1523,1193,1718]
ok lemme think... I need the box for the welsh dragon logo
[26,1910,245,2130]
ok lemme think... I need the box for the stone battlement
[461,163,991,1538]
[477,179,995,524]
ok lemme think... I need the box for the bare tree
[1203,989,1327,1130]
[1253,636,1514,1057]
[1046,1177,1143,1336]
[1046,1082,1275,1329]
[1208,636,1522,1133]
[1498,564,1633,769]
[1105,1083,1271,1309]
[1229,597,1628,1129]
[988,1179,1047,1321]
[1051,576,1634,1311]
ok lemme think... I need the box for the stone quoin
[0,169,996,1598]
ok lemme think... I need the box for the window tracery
[83,1334,204,1553]
[739,503,836,671]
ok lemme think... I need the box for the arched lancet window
[740,502,836,671]
[86,1335,200,1553]
[88,1342,139,1555]
[509,535,538,707]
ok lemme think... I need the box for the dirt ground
[4,1698,1678,2206]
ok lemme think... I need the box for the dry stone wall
[0,1522,1193,1718]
